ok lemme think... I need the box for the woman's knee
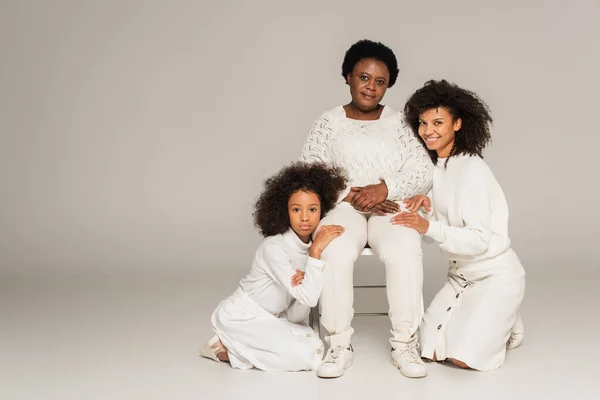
[320,232,366,263]
[370,227,422,261]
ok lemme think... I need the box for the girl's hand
[390,212,429,234]
[310,225,345,259]
[403,195,431,212]
[291,269,305,287]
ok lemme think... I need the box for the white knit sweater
[300,106,433,202]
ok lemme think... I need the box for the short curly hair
[403,79,493,165]
[342,39,399,88]
[253,162,347,237]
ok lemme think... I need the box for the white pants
[212,288,324,371]
[317,202,424,349]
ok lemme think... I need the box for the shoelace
[398,342,421,363]
[323,347,344,363]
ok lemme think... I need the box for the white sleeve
[383,127,433,201]
[285,300,310,325]
[423,184,491,255]
[261,242,325,307]
[300,115,351,203]
[419,190,436,245]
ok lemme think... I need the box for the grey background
[1,1,599,398]
[2,0,598,276]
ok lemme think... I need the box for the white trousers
[317,202,424,349]
[212,288,324,371]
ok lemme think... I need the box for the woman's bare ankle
[212,339,229,362]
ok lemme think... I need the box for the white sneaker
[507,313,524,349]
[391,342,428,378]
[200,335,223,362]
[316,346,354,378]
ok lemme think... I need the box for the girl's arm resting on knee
[262,242,325,307]
[424,187,491,256]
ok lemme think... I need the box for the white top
[300,106,433,202]
[424,155,512,262]
[239,229,325,323]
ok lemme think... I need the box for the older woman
[300,39,433,379]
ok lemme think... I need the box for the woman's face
[347,58,390,111]
[288,190,321,243]
[418,107,462,158]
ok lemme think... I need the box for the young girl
[391,80,526,371]
[200,162,347,371]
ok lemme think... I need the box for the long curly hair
[403,79,493,166]
[253,162,347,237]
[342,39,399,88]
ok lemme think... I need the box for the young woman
[300,39,433,379]
[200,162,347,371]
[391,80,526,371]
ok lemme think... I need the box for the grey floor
[2,261,599,400]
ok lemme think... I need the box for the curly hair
[403,79,493,166]
[253,162,347,237]
[342,39,399,88]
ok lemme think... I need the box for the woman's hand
[402,195,431,212]
[309,225,345,259]
[364,200,400,215]
[389,211,429,234]
[342,187,361,202]
[350,181,388,211]
[291,269,305,287]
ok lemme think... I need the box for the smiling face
[347,58,390,112]
[418,107,462,158]
[288,190,321,243]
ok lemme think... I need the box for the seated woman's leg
[368,215,427,378]
[367,215,424,347]
[316,203,367,348]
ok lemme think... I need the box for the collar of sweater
[282,228,311,254]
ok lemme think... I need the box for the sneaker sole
[506,332,524,350]
[316,359,354,379]
[391,359,428,378]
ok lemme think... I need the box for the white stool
[309,245,387,337]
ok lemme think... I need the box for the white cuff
[306,256,325,270]
[424,220,445,243]
[336,185,352,204]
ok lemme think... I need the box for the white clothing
[424,155,512,262]
[420,155,526,371]
[210,229,325,371]
[300,106,433,349]
[301,106,433,203]
[316,202,425,349]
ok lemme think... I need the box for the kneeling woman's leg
[423,272,525,371]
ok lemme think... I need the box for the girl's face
[418,107,462,158]
[347,58,390,112]
[288,190,321,243]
